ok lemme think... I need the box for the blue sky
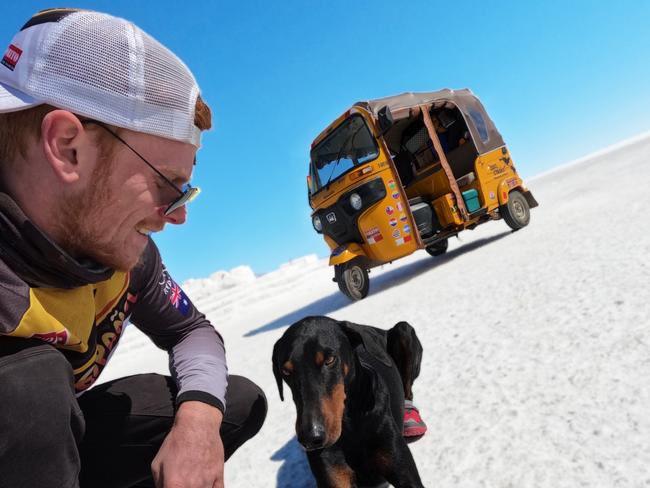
[4,1,650,282]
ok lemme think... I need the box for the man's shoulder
[0,256,30,297]
[129,237,164,289]
[0,256,32,334]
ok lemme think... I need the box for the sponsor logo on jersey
[31,329,69,345]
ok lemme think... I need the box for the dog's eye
[281,368,292,376]
[324,355,336,367]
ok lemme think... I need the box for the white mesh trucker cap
[0,8,203,147]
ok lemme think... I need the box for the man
[0,8,266,488]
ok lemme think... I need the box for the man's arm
[129,239,228,487]
[130,239,228,412]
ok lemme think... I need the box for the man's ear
[40,110,87,184]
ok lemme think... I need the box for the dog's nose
[300,424,326,450]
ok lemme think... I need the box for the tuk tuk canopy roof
[355,89,505,155]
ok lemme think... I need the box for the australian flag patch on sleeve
[169,282,190,316]
[160,268,191,316]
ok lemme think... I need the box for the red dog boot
[403,400,427,443]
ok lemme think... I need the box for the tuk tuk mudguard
[329,243,367,266]
[523,190,539,208]
[497,180,539,209]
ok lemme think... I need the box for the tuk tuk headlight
[312,215,323,232]
[350,193,363,211]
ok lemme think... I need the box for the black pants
[0,339,267,488]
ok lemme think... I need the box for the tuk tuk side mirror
[377,105,394,134]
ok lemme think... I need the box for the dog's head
[272,316,366,450]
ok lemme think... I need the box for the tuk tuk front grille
[314,178,386,247]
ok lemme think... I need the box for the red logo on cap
[1,44,22,71]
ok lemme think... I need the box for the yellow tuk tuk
[308,89,538,300]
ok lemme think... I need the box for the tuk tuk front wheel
[335,261,369,301]
[425,238,448,257]
[501,190,530,231]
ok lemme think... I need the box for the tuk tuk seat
[392,151,414,187]
[445,140,478,180]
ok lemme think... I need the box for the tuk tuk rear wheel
[425,238,449,257]
[501,190,530,230]
[335,261,369,301]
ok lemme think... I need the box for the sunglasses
[81,120,200,216]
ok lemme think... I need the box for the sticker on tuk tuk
[399,213,408,222]
[489,191,495,200]
[403,224,411,234]
[392,191,400,200]
[395,234,411,246]
[489,164,507,176]
[392,229,401,238]
[388,179,396,190]
[365,227,383,244]
[396,201,403,212]
[506,177,518,189]
[385,205,394,215]
[389,218,397,227]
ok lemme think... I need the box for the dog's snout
[299,424,326,450]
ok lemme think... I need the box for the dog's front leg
[375,438,425,488]
[307,448,357,488]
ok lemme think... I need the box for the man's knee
[227,375,267,436]
[0,341,82,425]
[221,375,267,459]
[0,340,84,487]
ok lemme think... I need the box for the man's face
[59,129,197,271]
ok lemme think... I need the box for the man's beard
[56,160,141,272]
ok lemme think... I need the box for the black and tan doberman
[272,316,425,488]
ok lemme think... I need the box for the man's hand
[152,401,225,488]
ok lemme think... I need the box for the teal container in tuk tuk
[462,189,480,213]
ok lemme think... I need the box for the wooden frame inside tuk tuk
[357,89,507,225]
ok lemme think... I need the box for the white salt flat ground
[100,132,650,487]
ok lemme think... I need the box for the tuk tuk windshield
[309,115,379,193]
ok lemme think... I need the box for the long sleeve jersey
[0,194,227,412]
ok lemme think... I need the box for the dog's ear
[271,340,284,401]
[338,320,365,349]
[339,320,394,367]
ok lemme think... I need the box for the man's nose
[159,205,187,225]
